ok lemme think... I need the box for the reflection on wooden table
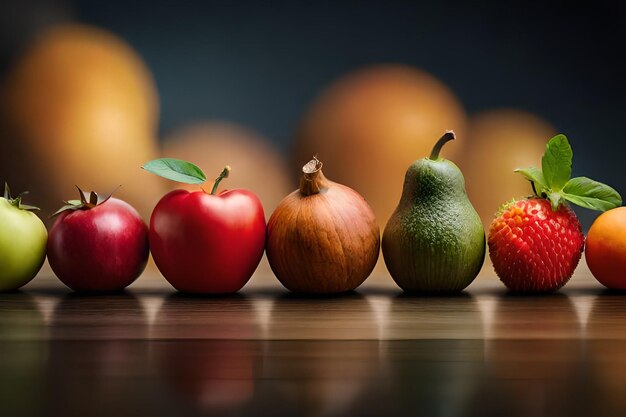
[1,271,626,416]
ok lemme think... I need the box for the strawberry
[488,134,621,292]
[489,198,584,291]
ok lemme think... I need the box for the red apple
[143,160,266,293]
[47,188,149,291]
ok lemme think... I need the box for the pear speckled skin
[383,134,485,292]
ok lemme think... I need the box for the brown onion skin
[266,159,380,294]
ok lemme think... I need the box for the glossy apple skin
[47,198,149,292]
[0,198,47,291]
[149,189,266,294]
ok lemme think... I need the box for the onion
[266,158,380,293]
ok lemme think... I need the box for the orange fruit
[586,207,626,289]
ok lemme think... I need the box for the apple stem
[429,130,455,160]
[211,166,231,195]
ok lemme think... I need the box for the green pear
[382,131,485,292]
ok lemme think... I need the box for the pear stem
[299,157,328,196]
[211,166,231,195]
[429,130,456,160]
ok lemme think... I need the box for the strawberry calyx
[51,185,120,218]
[514,134,622,212]
[3,182,40,211]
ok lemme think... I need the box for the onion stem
[299,157,327,196]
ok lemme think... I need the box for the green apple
[0,183,47,291]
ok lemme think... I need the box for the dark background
[1,0,625,228]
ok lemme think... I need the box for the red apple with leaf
[142,159,266,293]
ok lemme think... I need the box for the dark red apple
[47,188,149,291]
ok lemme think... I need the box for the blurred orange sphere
[292,64,467,229]
[0,24,164,221]
[161,121,292,218]
[457,109,556,230]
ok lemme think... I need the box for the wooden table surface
[2,263,626,417]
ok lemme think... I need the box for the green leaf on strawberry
[514,134,622,212]
[541,134,572,191]
[562,177,623,211]
[514,167,546,196]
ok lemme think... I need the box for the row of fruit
[1,132,623,294]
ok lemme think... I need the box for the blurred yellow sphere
[456,109,556,230]
[292,64,467,229]
[0,24,164,221]
[161,121,292,218]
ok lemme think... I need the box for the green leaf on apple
[142,158,207,184]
